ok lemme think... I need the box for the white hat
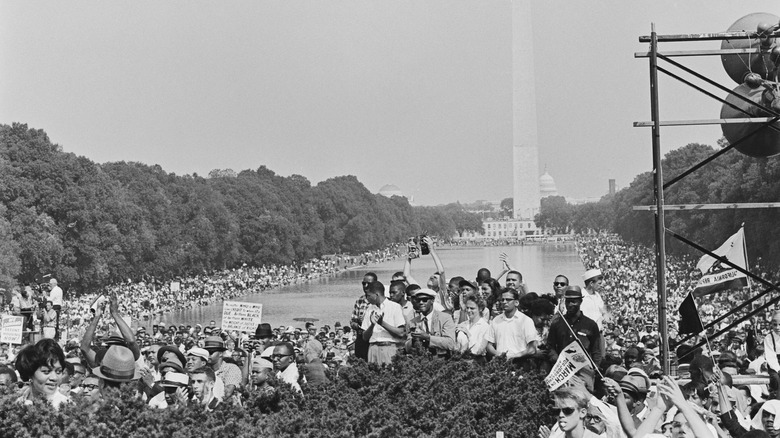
[186,347,209,361]
[582,269,602,282]
[411,288,437,298]
[160,372,189,388]
[260,346,275,359]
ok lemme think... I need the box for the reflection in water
[163,244,584,329]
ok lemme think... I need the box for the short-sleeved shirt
[48,286,63,306]
[361,299,406,344]
[487,311,540,358]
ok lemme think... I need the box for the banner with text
[221,301,263,333]
[544,341,590,391]
[0,315,24,344]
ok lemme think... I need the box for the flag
[544,341,590,391]
[678,292,704,335]
[693,227,748,297]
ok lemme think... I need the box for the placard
[170,281,180,292]
[221,301,263,333]
[0,315,24,344]
[544,341,590,391]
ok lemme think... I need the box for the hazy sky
[1,1,778,205]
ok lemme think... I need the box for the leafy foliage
[0,354,554,438]
[0,123,484,293]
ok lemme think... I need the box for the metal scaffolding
[634,23,780,374]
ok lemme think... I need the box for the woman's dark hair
[15,338,66,381]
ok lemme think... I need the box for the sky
[1,1,779,206]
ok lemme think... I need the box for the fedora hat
[563,286,583,299]
[255,323,273,339]
[158,361,185,375]
[157,345,187,367]
[92,346,141,382]
[203,336,227,352]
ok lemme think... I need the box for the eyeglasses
[553,282,568,287]
[585,415,602,423]
[271,353,292,359]
[499,298,515,302]
[412,297,432,302]
[554,407,576,416]
[81,384,99,391]
[361,281,371,286]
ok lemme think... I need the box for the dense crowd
[2,233,780,437]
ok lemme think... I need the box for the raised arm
[495,252,510,281]
[403,253,419,286]
[110,292,140,360]
[80,304,103,368]
[425,237,452,312]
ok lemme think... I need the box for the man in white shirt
[48,278,63,340]
[361,281,406,365]
[581,269,608,331]
[486,288,540,365]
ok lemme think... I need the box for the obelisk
[511,0,541,220]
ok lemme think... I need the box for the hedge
[0,354,555,438]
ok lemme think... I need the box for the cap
[563,286,583,299]
[412,288,437,298]
[160,372,189,388]
[457,279,477,290]
[252,358,274,370]
[582,269,602,282]
[186,347,209,361]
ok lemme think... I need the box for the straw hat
[92,346,141,382]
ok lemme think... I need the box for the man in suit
[405,288,456,357]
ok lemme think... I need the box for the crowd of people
[2,233,780,437]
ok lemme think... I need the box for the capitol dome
[539,171,558,198]
[378,184,405,198]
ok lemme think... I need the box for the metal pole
[650,24,670,375]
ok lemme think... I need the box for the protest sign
[221,301,263,333]
[544,341,590,391]
[170,282,180,292]
[0,315,24,344]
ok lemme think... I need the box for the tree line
[0,123,482,293]
[535,140,780,265]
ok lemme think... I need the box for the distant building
[461,217,543,240]
[539,171,558,198]
[378,184,405,198]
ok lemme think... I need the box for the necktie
[423,316,430,334]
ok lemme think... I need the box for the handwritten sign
[544,341,590,391]
[221,301,263,333]
[170,282,180,292]
[0,315,24,344]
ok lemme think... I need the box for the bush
[0,354,555,438]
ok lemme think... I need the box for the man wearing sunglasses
[405,288,455,357]
[272,342,301,393]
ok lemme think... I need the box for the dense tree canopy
[0,124,482,293]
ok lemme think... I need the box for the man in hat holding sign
[547,286,603,392]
